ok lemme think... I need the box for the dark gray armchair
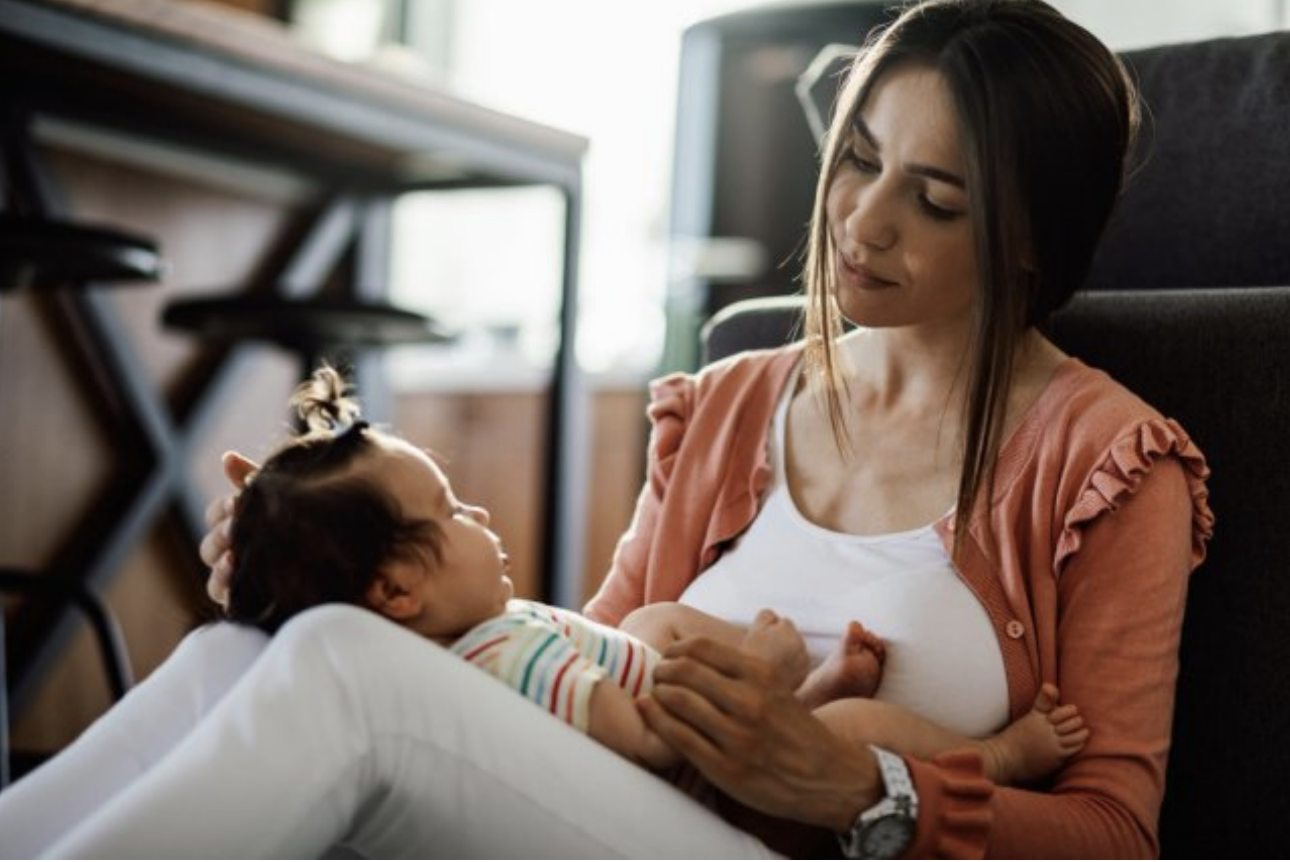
[700,31,1290,858]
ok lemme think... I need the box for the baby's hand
[201,451,258,607]
[741,609,810,690]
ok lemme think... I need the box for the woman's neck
[834,323,974,417]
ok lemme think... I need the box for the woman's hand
[201,451,258,607]
[639,635,880,832]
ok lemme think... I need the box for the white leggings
[0,605,777,859]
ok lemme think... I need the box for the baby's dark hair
[224,365,443,634]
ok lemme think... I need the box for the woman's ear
[365,562,427,622]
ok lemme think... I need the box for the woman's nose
[840,182,897,251]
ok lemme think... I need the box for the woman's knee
[269,604,434,691]
[273,603,396,652]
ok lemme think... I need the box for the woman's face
[371,438,514,640]
[826,63,978,331]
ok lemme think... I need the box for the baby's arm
[587,679,678,770]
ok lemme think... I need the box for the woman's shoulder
[1000,357,1205,496]
[1020,358,1209,507]
[995,358,1213,568]
[1041,358,1164,427]
[1020,357,1197,455]
[1039,362,1213,569]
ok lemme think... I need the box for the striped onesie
[450,599,659,733]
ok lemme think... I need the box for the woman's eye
[919,195,962,222]
[844,147,880,174]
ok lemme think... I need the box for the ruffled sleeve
[1055,417,1214,573]
[905,750,994,859]
[584,373,697,626]
[583,349,800,626]
[643,373,698,502]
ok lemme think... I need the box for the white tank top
[678,374,1010,738]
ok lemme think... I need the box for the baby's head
[221,366,513,638]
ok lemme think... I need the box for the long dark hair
[224,366,442,634]
[803,0,1138,551]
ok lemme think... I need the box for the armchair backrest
[701,286,1290,857]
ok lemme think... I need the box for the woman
[0,0,1209,857]
[587,0,1210,856]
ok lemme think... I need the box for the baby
[213,365,676,767]
[213,365,1085,786]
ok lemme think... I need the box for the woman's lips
[839,253,898,289]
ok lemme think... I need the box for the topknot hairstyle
[291,364,363,435]
[223,365,442,634]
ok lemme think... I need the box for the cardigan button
[1005,620,1025,639]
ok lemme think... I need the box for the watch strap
[837,745,919,859]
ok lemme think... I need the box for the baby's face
[369,437,514,639]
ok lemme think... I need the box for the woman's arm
[980,458,1195,857]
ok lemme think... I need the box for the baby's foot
[981,683,1089,786]
[797,621,886,710]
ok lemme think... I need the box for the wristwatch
[838,745,919,859]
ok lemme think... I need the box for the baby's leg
[0,622,268,856]
[797,620,886,710]
[815,683,1086,787]
[620,602,747,653]
[622,604,810,691]
[739,609,810,691]
[979,683,1088,786]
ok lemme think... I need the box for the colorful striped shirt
[450,599,660,733]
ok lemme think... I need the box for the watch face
[861,814,916,858]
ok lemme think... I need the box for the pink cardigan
[585,345,1213,858]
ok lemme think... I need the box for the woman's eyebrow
[852,117,966,189]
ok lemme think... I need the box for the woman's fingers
[199,508,233,568]
[656,637,778,717]
[206,551,234,607]
[222,451,259,487]
[662,634,768,682]
[203,493,230,530]
[199,451,258,608]
[638,689,727,764]
[645,634,881,829]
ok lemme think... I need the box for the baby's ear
[365,564,425,621]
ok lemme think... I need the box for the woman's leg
[47,605,780,859]
[0,622,269,858]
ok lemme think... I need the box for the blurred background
[1,0,1285,774]
[285,0,1289,379]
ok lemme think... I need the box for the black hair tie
[334,418,370,440]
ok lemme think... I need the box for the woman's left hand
[639,635,879,831]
